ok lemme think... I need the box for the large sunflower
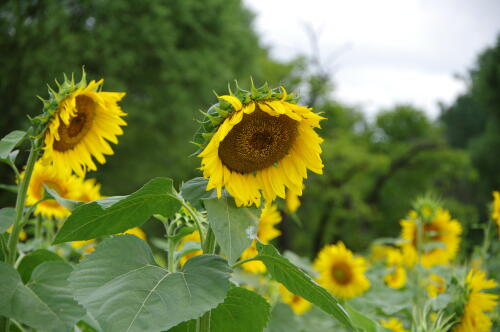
[25,161,80,219]
[313,242,370,299]
[453,269,498,332]
[196,83,324,206]
[41,73,126,176]
[241,204,282,273]
[400,208,462,268]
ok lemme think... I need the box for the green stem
[0,318,9,332]
[231,256,258,269]
[480,217,493,264]
[198,226,217,332]
[181,200,205,250]
[7,138,40,265]
[166,220,177,273]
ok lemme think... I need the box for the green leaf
[54,177,181,243]
[44,184,84,211]
[204,196,259,264]
[168,287,270,332]
[344,304,391,332]
[17,249,64,283]
[0,130,26,159]
[264,303,301,332]
[255,243,355,331]
[0,261,85,332]
[69,235,232,332]
[210,287,270,332]
[0,184,18,193]
[0,207,15,233]
[180,177,214,210]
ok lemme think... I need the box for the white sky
[244,0,500,118]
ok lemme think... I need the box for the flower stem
[198,226,216,332]
[181,200,205,250]
[6,138,40,265]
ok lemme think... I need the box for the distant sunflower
[122,227,147,241]
[25,161,80,219]
[453,269,498,332]
[196,83,324,206]
[400,208,462,268]
[279,285,312,315]
[492,191,500,236]
[41,72,126,176]
[313,242,370,299]
[380,318,409,332]
[71,239,95,254]
[427,274,446,298]
[241,204,282,273]
[384,248,407,289]
[177,231,202,267]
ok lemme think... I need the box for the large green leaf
[0,261,85,332]
[264,303,301,332]
[344,304,391,332]
[255,243,355,331]
[69,235,232,332]
[17,249,64,283]
[180,177,215,210]
[204,196,259,264]
[0,130,25,159]
[54,177,181,243]
[210,286,270,332]
[0,207,15,233]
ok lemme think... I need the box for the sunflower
[71,239,95,254]
[75,178,102,202]
[6,226,27,241]
[380,318,409,332]
[241,204,282,273]
[122,227,147,241]
[400,208,462,268]
[177,231,203,267]
[279,285,312,315]
[25,161,80,219]
[427,274,446,298]
[383,248,407,289]
[492,191,500,236]
[285,189,301,213]
[453,269,498,332]
[313,242,370,299]
[196,83,324,206]
[41,72,126,176]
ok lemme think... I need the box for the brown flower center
[53,95,96,152]
[331,262,353,285]
[218,107,298,174]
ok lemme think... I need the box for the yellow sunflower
[400,208,462,268]
[241,204,282,273]
[453,269,498,332]
[25,161,80,219]
[380,318,409,332]
[427,273,446,298]
[279,285,312,315]
[177,231,203,267]
[313,242,370,299]
[122,227,147,241]
[383,248,407,289]
[492,191,500,236]
[75,178,102,202]
[285,189,301,213]
[71,239,95,254]
[6,226,27,241]
[196,83,324,206]
[41,72,126,176]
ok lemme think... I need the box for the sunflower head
[380,318,409,332]
[313,242,370,299]
[40,69,127,176]
[427,274,446,298]
[195,81,324,207]
[400,207,462,268]
[25,161,81,219]
[279,285,312,315]
[453,269,499,332]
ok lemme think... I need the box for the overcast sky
[244,0,500,118]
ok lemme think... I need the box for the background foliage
[1,0,499,258]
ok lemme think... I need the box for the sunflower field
[1,1,500,332]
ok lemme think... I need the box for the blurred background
[1,0,500,257]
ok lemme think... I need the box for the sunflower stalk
[6,137,41,265]
[197,226,217,332]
